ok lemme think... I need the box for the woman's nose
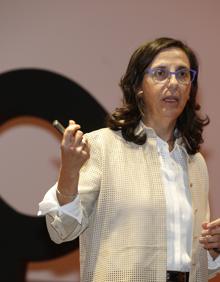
[168,73,179,84]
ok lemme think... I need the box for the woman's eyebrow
[176,65,190,70]
[151,64,190,70]
[151,64,167,69]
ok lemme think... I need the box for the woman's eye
[179,70,187,77]
[154,69,167,80]
[177,70,190,80]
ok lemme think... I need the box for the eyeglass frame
[145,67,197,85]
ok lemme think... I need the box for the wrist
[56,187,78,201]
[209,248,220,260]
[59,167,80,179]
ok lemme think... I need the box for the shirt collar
[135,120,157,138]
[136,120,189,157]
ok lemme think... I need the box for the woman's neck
[142,118,176,150]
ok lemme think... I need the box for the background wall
[0,0,220,281]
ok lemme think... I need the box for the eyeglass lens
[150,68,195,84]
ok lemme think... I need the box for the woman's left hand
[199,218,220,259]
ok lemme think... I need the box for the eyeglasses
[145,67,197,85]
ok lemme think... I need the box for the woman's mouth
[162,96,179,103]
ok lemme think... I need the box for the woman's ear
[137,90,143,95]
[136,90,145,117]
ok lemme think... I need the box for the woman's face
[140,47,191,126]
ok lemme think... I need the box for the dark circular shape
[0,68,107,281]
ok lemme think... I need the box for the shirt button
[194,208,198,213]
[190,183,193,187]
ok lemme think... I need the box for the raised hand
[57,120,90,205]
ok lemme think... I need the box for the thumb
[69,120,75,125]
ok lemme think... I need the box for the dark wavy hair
[107,37,209,154]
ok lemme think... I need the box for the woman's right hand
[60,120,90,174]
[57,120,90,204]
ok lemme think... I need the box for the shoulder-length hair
[107,37,209,154]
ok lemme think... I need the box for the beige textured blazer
[45,126,217,282]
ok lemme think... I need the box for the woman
[39,38,220,282]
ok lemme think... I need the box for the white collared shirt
[156,135,192,271]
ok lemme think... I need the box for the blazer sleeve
[45,131,102,244]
